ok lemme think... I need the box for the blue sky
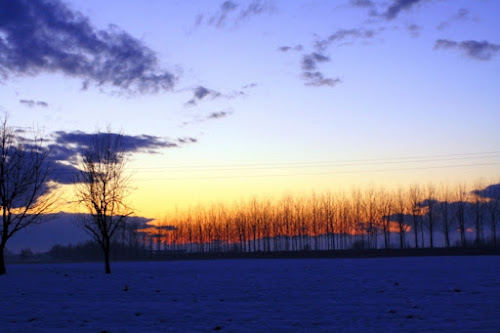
[0,0,499,217]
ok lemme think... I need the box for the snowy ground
[1,256,500,332]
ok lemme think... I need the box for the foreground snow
[1,256,499,332]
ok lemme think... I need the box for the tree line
[146,182,500,255]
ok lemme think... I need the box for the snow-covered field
[1,256,499,332]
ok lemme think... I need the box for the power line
[128,154,500,173]
[133,161,500,182]
[48,150,500,176]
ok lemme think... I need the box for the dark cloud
[0,0,175,93]
[19,99,49,108]
[49,162,81,185]
[437,8,472,30]
[384,0,422,20]
[197,0,273,28]
[52,131,179,154]
[301,53,330,71]
[46,131,195,184]
[471,184,500,200]
[186,86,224,106]
[194,86,212,100]
[434,39,500,61]
[315,29,376,51]
[302,72,341,87]
[299,53,339,87]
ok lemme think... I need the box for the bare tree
[438,183,452,248]
[471,180,486,247]
[74,130,133,274]
[409,185,422,248]
[0,118,57,275]
[423,183,438,249]
[396,187,407,248]
[379,188,394,249]
[487,185,499,247]
[455,183,468,248]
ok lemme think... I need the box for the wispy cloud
[0,0,175,93]
[302,72,341,87]
[350,0,374,8]
[299,52,339,87]
[207,111,232,119]
[406,24,422,38]
[195,0,274,29]
[437,8,474,31]
[182,108,234,126]
[301,53,330,71]
[282,28,376,88]
[186,86,222,106]
[177,137,198,144]
[383,0,423,20]
[19,99,49,108]
[314,29,376,51]
[434,39,500,61]
[277,45,303,53]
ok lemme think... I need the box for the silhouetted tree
[380,189,393,249]
[74,129,133,273]
[396,187,407,248]
[409,185,422,248]
[455,183,468,247]
[438,183,452,248]
[471,180,486,246]
[0,117,57,275]
[484,183,500,247]
[423,184,437,249]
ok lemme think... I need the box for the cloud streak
[434,39,500,61]
[314,29,376,51]
[196,0,273,28]
[277,45,303,53]
[437,8,473,30]
[0,0,175,93]
[19,99,49,108]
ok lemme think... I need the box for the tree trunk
[104,248,111,274]
[443,214,450,248]
[493,224,497,248]
[0,246,6,275]
[103,239,111,274]
[399,217,404,249]
[429,216,434,249]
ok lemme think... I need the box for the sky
[0,0,499,219]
